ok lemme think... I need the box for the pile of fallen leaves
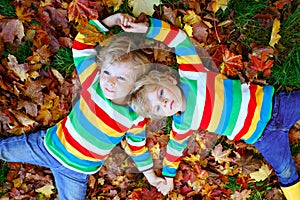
[0,0,300,199]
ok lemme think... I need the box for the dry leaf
[269,18,281,47]
[128,0,160,17]
[249,163,273,182]
[36,184,55,197]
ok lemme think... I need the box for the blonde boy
[128,19,300,199]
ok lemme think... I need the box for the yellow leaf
[183,24,193,37]
[269,18,281,47]
[36,184,55,197]
[182,10,202,25]
[211,0,230,13]
[149,143,160,159]
[128,0,161,17]
[249,163,273,182]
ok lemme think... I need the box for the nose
[162,98,168,107]
[108,77,117,86]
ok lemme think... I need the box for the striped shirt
[146,18,274,177]
[44,20,153,174]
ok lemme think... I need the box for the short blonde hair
[97,35,151,82]
[130,67,179,120]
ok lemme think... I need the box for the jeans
[0,130,89,200]
[254,89,300,187]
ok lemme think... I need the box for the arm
[72,13,135,83]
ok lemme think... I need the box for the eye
[159,88,164,98]
[103,70,110,75]
[117,76,126,81]
[155,105,160,112]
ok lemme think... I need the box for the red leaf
[68,0,98,23]
[250,53,274,77]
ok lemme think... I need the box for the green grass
[0,0,16,17]
[3,40,33,64]
[51,47,75,78]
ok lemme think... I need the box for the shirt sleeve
[71,20,109,83]
[146,18,204,177]
[123,118,154,172]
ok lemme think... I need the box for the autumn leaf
[182,10,202,25]
[211,143,232,164]
[128,0,161,17]
[36,184,55,197]
[7,54,28,82]
[208,0,230,13]
[231,189,251,200]
[100,0,124,12]
[249,163,273,182]
[250,53,274,77]
[213,45,243,76]
[68,0,98,23]
[269,18,281,47]
[15,6,34,23]
[0,19,25,44]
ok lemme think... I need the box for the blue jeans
[254,89,300,187]
[0,130,89,200]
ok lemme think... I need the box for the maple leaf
[100,0,124,12]
[218,47,243,76]
[128,0,161,17]
[35,184,55,197]
[231,189,251,200]
[273,0,292,9]
[183,10,202,25]
[15,6,34,23]
[269,18,281,47]
[7,54,28,82]
[249,163,273,182]
[250,53,274,77]
[0,19,25,44]
[211,143,232,164]
[68,0,98,23]
[162,6,178,25]
[207,0,230,13]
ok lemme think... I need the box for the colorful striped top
[44,19,153,174]
[146,18,274,177]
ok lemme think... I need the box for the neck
[111,96,129,106]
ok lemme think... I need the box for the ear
[167,75,177,85]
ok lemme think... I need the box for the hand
[121,21,149,33]
[157,177,174,196]
[143,169,165,187]
[102,13,135,28]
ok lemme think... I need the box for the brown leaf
[15,6,34,23]
[7,54,28,82]
[211,143,232,164]
[0,19,25,44]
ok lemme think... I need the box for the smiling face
[145,78,186,117]
[99,61,135,105]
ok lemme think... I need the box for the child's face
[100,61,135,104]
[145,79,185,117]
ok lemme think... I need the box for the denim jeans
[0,130,89,200]
[254,89,300,187]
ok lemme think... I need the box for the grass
[51,47,75,78]
[3,40,33,64]
[0,0,16,17]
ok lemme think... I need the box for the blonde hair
[130,67,179,120]
[97,35,151,82]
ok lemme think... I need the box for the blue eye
[159,89,164,98]
[103,70,110,75]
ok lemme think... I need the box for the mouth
[105,88,114,93]
[170,100,174,110]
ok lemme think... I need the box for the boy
[128,18,300,199]
[0,13,164,200]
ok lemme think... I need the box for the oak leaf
[269,18,281,47]
[128,0,160,17]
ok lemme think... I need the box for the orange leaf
[68,0,98,23]
[219,47,243,76]
[269,18,281,47]
[250,53,274,77]
[15,6,34,23]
